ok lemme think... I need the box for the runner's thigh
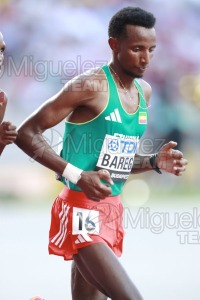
[73,243,143,300]
[71,260,108,300]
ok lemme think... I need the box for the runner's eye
[0,47,5,53]
[132,48,140,53]
[149,46,156,53]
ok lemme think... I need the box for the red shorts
[48,187,125,260]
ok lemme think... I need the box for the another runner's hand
[156,141,188,176]
[77,169,113,201]
[0,121,18,145]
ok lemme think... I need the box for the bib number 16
[72,207,100,235]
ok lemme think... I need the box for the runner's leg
[73,243,143,300]
[71,260,108,300]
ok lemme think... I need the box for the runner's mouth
[137,66,148,72]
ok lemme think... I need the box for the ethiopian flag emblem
[139,112,147,124]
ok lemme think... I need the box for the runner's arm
[16,80,89,174]
[0,90,7,124]
[16,77,113,200]
[0,92,18,155]
[131,81,188,176]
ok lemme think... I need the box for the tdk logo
[107,138,137,154]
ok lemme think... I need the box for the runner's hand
[77,169,113,201]
[0,121,18,145]
[156,141,188,176]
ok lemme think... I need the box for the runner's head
[108,7,156,40]
[108,7,157,78]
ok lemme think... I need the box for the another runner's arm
[0,92,18,155]
[0,90,7,124]
[0,91,7,154]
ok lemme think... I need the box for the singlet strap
[134,79,147,108]
[134,79,145,97]
[102,65,119,98]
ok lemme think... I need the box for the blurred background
[0,0,200,299]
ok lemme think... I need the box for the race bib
[72,207,100,235]
[96,134,139,182]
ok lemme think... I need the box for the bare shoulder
[24,67,107,129]
[137,79,152,106]
[63,67,106,98]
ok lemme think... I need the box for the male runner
[16,7,188,300]
[0,32,17,155]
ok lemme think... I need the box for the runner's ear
[108,37,119,53]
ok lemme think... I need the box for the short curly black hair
[108,7,156,39]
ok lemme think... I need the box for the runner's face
[117,25,156,78]
[0,33,6,71]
